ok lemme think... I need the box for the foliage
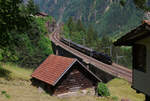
[0,0,32,47]
[34,0,143,36]
[0,49,3,61]
[133,0,150,11]
[13,17,53,68]
[111,96,118,101]
[120,0,127,7]
[63,18,132,68]
[64,18,98,47]
[1,91,6,95]
[1,91,10,99]
[35,16,53,34]
[86,25,98,47]
[0,0,53,68]
[97,82,110,97]
[26,0,39,15]
[67,16,76,34]
[36,0,142,68]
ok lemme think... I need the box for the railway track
[50,28,132,83]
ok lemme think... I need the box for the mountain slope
[34,0,144,36]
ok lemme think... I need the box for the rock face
[54,0,57,4]
[144,12,150,21]
[34,0,143,36]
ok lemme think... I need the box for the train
[60,37,112,65]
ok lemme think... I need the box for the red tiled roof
[31,55,76,86]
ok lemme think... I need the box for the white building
[114,20,150,101]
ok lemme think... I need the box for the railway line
[50,28,132,83]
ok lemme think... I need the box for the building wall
[31,78,54,94]
[53,66,96,95]
[133,36,150,96]
[31,63,98,95]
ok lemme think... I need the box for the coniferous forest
[62,17,132,68]
[33,0,149,68]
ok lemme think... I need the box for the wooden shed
[31,55,101,95]
[35,12,48,17]
[114,20,150,100]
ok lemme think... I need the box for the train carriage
[60,37,112,65]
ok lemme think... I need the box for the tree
[100,35,112,55]
[120,0,150,11]
[26,0,39,15]
[86,25,98,47]
[76,19,85,32]
[0,0,31,47]
[67,17,76,34]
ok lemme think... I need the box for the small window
[133,44,146,72]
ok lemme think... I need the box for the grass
[107,78,145,101]
[0,63,145,101]
[0,63,33,80]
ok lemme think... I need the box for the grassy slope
[107,78,145,101]
[0,63,33,80]
[0,63,145,101]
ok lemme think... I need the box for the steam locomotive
[60,37,112,65]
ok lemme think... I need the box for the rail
[50,28,132,83]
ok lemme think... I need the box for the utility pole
[116,53,123,64]
[69,33,71,47]
[82,34,85,46]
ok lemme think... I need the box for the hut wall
[133,36,150,96]
[53,68,95,95]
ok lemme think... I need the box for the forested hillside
[34,0,144,36]
[32,0,147,68]
[0,0,53,68]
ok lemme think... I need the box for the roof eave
[114,22,150,46]
[76,60,102,82]
[52,59,77,86]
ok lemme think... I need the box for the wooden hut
[35,12,48,17]
[31,55,101,95]
[114,20,150,100]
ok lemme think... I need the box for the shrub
[112,96,118,101]
[1,91,11,99]
[97,82,110,97]
[1,91,6,95]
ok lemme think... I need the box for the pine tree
[86,25,98,47]
[76,19,85,32]
[26,0,39,15]
[86,25,94,46]
[67,17,76,35]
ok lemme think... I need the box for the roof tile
[31,55,76,86]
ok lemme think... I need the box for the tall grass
[0,62,33,80]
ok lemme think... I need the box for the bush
[97,82,110,97]
[112,96,118,101]
[1,91,11,99]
